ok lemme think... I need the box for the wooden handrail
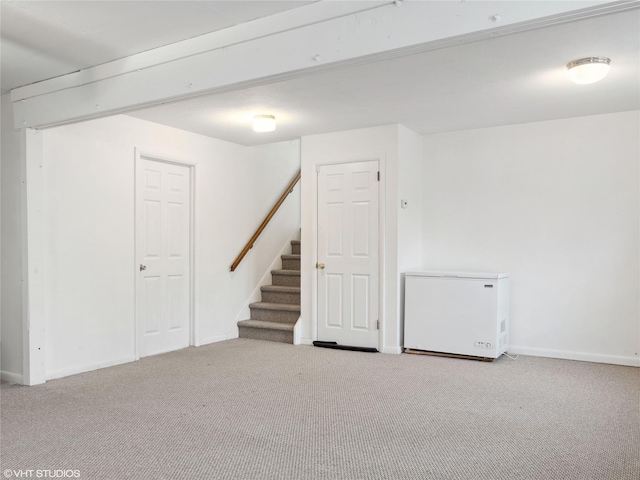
[230,169,301,272]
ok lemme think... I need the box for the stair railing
[230,169,301,272]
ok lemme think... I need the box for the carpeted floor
[1,339,638,480]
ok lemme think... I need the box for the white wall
[39,115,300,379]
[301,124,423,353]
[1,94,25,382]
[397,125,424,342]
[422,111,639,366]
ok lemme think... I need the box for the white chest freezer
[404,272,509,359]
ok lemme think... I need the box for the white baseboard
[227,330,239,340]
[300,337,314,346]
[46,355,137,381]
[1,370,24,384]
[381,345,403,354]
[197,335,229,346]
[508,345,639,367]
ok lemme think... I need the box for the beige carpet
[1,339,638,479]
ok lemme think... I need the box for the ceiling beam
[11,0,632,130]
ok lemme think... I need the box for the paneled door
[135,155,191,358]
[317,160,379,349]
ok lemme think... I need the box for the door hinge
[377,171,380,181]
[376,320,380,330]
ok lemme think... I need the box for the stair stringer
[230,226,301,338]
[293,318,303,345]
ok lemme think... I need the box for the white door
[317,160,379,349]
[136,155,191,358]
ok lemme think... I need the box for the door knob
[139,264,147,271]
[316,263,325,269]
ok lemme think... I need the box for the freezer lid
[404,271,509,279]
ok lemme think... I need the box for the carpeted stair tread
[271,269,300,287]
[261,285,301,293]
[249,302,300,312]
[271,269,300,276]
[237,319,294,332]
[290,240,300,245]
[237,239,301,343]
[281,254,300,270]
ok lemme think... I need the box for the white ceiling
[0,0,311,93]
[129,8,640,145]
[2,1,639,145]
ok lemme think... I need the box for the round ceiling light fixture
[253,114,276,132]
[566,57,611,84]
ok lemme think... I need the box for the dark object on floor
[404,348,494,362]
[313,341,378,353]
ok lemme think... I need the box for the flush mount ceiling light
[566,57,611,84]
[253,114,276,132]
